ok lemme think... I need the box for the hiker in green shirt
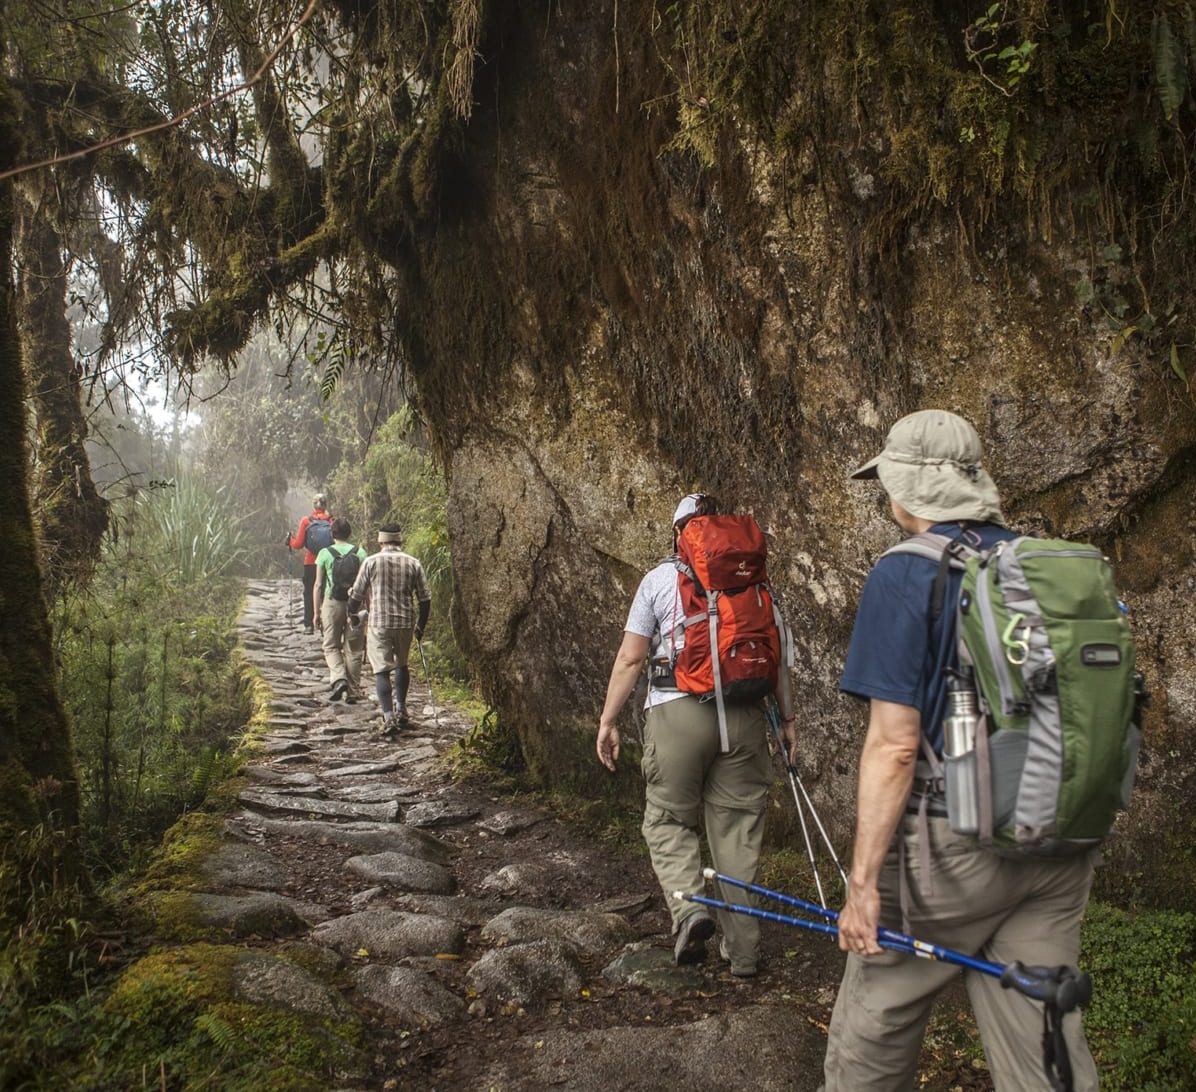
[313,518,368,703]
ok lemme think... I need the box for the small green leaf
[1170,342,1188,384]
[1111,325,1138,354]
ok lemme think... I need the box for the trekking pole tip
[702,867,716,880]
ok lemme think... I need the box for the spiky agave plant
[137,476,250,584]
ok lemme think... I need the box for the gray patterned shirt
[348,546,431,630]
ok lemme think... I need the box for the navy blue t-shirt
[839,522,1017,753]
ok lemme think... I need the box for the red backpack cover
[672,515,781,705]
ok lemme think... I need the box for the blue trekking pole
[676,874,1092,1092]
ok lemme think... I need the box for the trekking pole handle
[999,962,1093,1013]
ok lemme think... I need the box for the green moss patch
[74,944,363,1091]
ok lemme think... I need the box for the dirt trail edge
[207,579,834,1090]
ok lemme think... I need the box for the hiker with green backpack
[823,410,1141,1092]
[313,517,368,703]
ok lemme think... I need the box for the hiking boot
[719,938,760,978]
[673,910,715,966]
[396,704,410,728]
[330,679,349,702]
[303,624,314,635]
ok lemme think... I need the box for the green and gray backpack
[889,532,1143,856]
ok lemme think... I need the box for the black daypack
[304,517,334,553]
[329,546,361,601]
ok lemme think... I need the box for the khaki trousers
[823,816,1098,1092]
[320,599,364,693]
[640,696,771,970]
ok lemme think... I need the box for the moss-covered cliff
[322,1,1196,906]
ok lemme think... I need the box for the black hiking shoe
[330,679,349,702]
[396,705,410,728]
[303,624,314,635]
[673,910,715,966]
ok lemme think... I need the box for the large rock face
[394,3,1196,903]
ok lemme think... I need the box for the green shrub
[1082,901,1196,1090]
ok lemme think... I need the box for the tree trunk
[0,75,84,938]
[15,181,108,599]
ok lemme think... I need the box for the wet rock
[344,852,456,894]
[311,910,464,960]
[238,790,399,822]
[352,965,463,1027]
[201,843,284,890]
[467,939,584,1007]
[272,753,315,766]
[480,1005,823,1091]
[251,818,452,861]
[480,907,634,958]
[478,810,542,836]
[233,951,349,1018]
[324,758,402,778]
[601,943,705,992]
[403,800,482,828]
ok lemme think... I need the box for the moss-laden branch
[0,70,85,937]
[165,218,340,363]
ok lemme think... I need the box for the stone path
[203,579,829,1090]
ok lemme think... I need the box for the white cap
[673,494,703,525]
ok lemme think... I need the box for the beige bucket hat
[850,409,1004,524]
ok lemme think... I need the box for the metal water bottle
[942,669,980,835]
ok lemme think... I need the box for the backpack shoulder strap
[882,531,983,621]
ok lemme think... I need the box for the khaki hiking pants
[320,599,364,694]
[823,816,1098,1092]
[641,696,771,971]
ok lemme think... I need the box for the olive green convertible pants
[823,816,1098,1091]
[641,695,771,971]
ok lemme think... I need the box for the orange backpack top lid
[677,515,769,591]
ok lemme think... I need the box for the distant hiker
[288,493,334,634]
[313,518,368,703]
[824,410,1101,1091]
[347,523,431,737]
[597,493,796,976]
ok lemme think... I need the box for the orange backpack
[672,515,791,750]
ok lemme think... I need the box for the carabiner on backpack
[1002,613,1030,666]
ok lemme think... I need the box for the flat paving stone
[332,783,414,804]
[345,852,455,894]
[185,892,327,937]
[311,910,464,960]
[467,939,585,1008]
[352,965,463,1027]
[324,758,402,778]
[478,810,543,836]
[201,844,285,890]
[239,790,399,822]
[233,951,350,1019]
[243,766,321,787]
[601,943,706,992]
[391,893,507,927]
[250,818,452,861]
[261,740,312,756]
[403,800,482,828]
[480,907,635,958]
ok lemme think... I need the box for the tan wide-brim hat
[850,409,1005,524]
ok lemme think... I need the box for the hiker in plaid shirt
[347,523,431,736]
